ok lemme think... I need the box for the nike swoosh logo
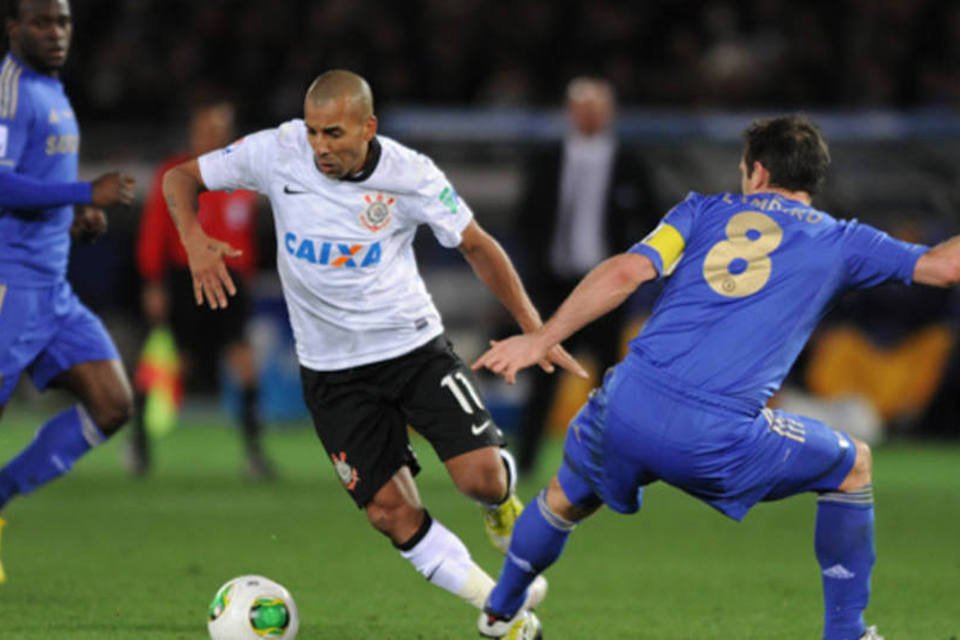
[283,185,309,195]
[471,420,492,436]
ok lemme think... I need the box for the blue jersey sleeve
[0,171,91,208]
[0,85,91,208]
[841,219,928,288]
[628,191,701,276]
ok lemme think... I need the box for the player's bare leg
[445,446,509,501]
[817,436,879,640]
[366,466,497,609]
[445,446,524,554]
[56,359,134,436]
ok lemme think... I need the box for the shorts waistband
[621,354,759,416]
[301,333,448,380]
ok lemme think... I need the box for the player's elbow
[161,161,205,198]
[161,164,187,194]
[916,254,960,288]
[611,253,656,291]
[938,257,960,287]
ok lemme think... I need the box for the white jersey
[198,122,473,371]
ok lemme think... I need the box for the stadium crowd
[62,0,960,126]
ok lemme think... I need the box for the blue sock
[0,405,105,511]
[487,490,576,617]
[815,485,875,640]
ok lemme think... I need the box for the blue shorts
[0,280,119,405]
[558,356,857,521]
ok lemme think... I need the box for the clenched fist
[71,205,108,243]
[91,172,136,207]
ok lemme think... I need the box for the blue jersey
[629,191,928,409]
[0,53,82,285]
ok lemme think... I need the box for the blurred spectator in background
[48,1,960,129]
[130,97,274,479]
[513,77,657,475]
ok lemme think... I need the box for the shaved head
[303,70,378,179]
[305,70,374,120]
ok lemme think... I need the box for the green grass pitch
[0,407,957,639]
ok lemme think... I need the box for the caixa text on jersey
[284,233,382,268]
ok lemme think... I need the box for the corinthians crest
[359,192,395,232]
[331,451,359,491]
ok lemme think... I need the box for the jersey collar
[341,137,382,183]
[4,51,61,83]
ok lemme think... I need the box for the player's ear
[363,115,378,142]
[750,161,770,190]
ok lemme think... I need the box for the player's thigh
[760,408,858,501]
[0,284,53,404]
[300,366,419,508]
[29,292,122,395]
[559,364,657,514]
[401,337,505,461]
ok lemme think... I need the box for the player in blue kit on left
[0,0,136,583]
[471,115,960,639]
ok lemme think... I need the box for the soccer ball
[208,575,300,639]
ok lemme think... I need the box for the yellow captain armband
[641,223,685,275]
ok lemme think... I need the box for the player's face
[303,97,377,179]
[7,0,72,75]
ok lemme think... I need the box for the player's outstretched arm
[913,234,960,287]
[473,252,656,384]
[0,170,134,210]
[162,159,241,310]
[457,220,587,378]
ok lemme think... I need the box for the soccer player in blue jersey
[472,114,960,639]
[0,0,136,583]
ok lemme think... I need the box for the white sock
[399,516,495,609]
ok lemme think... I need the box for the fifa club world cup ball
[208,575,300,639]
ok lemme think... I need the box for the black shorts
[300,335,506,507]
[168,268,250,390]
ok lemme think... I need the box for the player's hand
[91,172,136,207]
[540,344,589,379]
[70,205,107,243]
[472,334,552,385]
[182,227,242,310]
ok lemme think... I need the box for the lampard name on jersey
[284,232,382,268]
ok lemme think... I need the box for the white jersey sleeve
[405,152,474,248]
[197,128,276,194]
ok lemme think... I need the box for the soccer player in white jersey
[161,70,585,617]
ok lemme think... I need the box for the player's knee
[365,500,422,542]
[452,456,507,503]
[90,389,134,434]
[839,439,873,491]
